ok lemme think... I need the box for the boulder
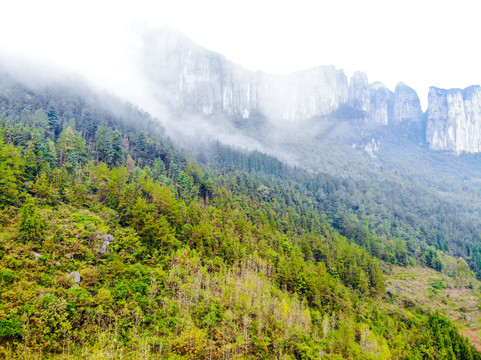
[67,271,81,287]
[96,232,114,254]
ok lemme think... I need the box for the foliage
[0,74,478,358]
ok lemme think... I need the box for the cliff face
[347,74,401,127]
[393,83,423,126]
[140,28,481,156]
[348,71,370,111]
[426,86,481,154]
[142,28,348,123]
[369,82,394,126]
[141,28,406,127]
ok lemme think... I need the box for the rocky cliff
[427,86,481,154]
[141,28,349,123]
[393,83,423,126]
[140,28,481,156]
[140,28,410,127]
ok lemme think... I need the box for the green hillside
[0,76,480,359]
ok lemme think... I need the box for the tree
[18,199,44,243]
[57,126,76,167]
[0,139,24,208]
[47,104,60,137]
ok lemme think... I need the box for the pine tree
[18,199,43,243]
[47,104,60,137]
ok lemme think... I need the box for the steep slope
[139,28,425,133]
[427,85,481,154]
[139,27,481,165]
[1,69,481,359]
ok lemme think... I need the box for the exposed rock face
[137,28,481,155]
[348,72,370,112]
[96,232,113,254]
[142,29,407,125]
[144,28,481,155]
[142,28,349,123]
[67,271,81,287]
[393,83,423,125]
[365,138,381,158]
[369,82,394,126]
[427,86,481,154]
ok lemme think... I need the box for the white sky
[1,0,481,110]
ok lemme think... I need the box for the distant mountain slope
[138,28,422,142]
[1,67,481,359]
[138,27,481,160]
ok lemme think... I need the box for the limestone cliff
[426,86,481,154]
[369,82,394,126]
[141,28,405,127]
[393,83,423,126]
[143,28,481,155]
[141,28,348,123]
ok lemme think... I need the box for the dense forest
[0,73,480,359]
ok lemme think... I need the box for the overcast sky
[1,0,480,110]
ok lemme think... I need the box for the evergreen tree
[47,104,60,137]
[18,199,43,243]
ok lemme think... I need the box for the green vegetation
[0,75,479,358]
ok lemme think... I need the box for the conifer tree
[18,199,43,243]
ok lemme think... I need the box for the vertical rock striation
[393,83,423,126]
[426,86,481,154]
[141,28,348,123]
[141,28,408,127]
[369,82,394,126]
[348,71,370,112]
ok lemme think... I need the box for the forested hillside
[0,74,480,359]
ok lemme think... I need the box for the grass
[386,266,481,351]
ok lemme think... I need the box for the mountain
[427,85,481,154]
[139,28,417,134]
[1,68,481,359]
[2,26,481,359]
[139,28,481,162]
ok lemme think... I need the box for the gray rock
[348,71,370,112]
[33,252,42,260]
[464,315,472,322]
[368,82,394,126]
[427,85,481,154]
[67,271,81,286]
[96,232,114,254]
[142,28,349,123]
[141,29,429,133]
[393,82,423,126]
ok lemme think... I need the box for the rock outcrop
[140,28,398,126]
[96,232,113,254]
[369,82,394,126]
[393,83,423,126]
[139,28,481,156]
[427,86,481,154]
[348,72,370,112]
[67,271,82,287]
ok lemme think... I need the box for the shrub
[0,318,22,340]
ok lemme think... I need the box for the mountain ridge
[139,27,481,155]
